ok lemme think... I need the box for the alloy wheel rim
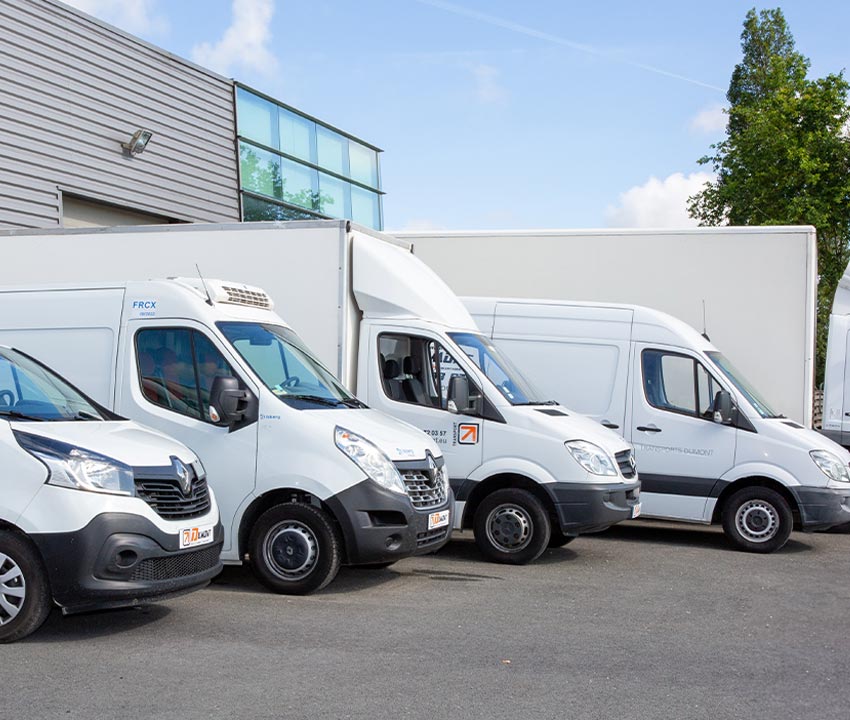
[486,504,533,552]
[0,552,26,626]
[263,521,320,581]
[735,499,779,543]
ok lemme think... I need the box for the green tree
[688,7,850,387]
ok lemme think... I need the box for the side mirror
[209,376,249,427]
[447,375,470,415]
[713,390,733,424]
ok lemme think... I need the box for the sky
[63,0,850,231]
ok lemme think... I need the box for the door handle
[600,420,619,429]
[844,413,850,417]
[636,424,662,433]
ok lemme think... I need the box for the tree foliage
[688,8,850,386]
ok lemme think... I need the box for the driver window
[378,333,478,412]
[642,349,721,420]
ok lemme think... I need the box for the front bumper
[546,480,641,535]
[325,478,454,566]
[30,513,224,614]
[794,486,850,531]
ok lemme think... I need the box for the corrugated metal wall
[0,0,240,228]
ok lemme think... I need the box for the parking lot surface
[4,521,849,720]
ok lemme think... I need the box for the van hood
[504,405,633,456]
[317,408,442,463]
[759,417,850,460]
[10,420,199,467]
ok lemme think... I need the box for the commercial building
[0,0,383,230]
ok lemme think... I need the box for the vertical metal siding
[0,0,240,227]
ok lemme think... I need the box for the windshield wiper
[72,410,103,421]
[514,400,560,406]
[339,397,367,409]
[0,410,46,421]
[281,394,347,407]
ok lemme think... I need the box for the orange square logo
[458,423,479,445]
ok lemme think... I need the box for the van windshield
[706,351,780,419]
[218,323,362,409]
[0,348,107,421]
[447,332,550,406]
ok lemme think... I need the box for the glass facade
[235,85,383,230]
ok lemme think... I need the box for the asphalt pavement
[4,520,849,720]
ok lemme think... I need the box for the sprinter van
[464,298,850,552]
[0,278,452,593]
[0,222,639,566]
[0,346,222,642]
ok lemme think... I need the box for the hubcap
[0,552,26,626]
[486,504,533,553]
[263,521,319,581]
[736,499,780,543]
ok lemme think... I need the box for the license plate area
[631,503,642,519]
[180,524,214,549]
[428,510,450,530]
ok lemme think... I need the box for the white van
[464,298,850,552]
[0,345,222,642]
[0,279,451,594]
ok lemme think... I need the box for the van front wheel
[0,530,52,644]
[249,504,342,594]
[721,487,793,553]
[473,488,551,564]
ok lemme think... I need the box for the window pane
[316,126,347,175]
[349,141,378,188]
[240,143,282,199]
[697,364,721,418]
[136,329,202,420]
[193,333,235,423]
[242,195,319,221]
[280,157,317,210]
[237,88,277,147]
[661,355,696,413]
[317,173,348,217]
[279,108,314,163]
[351,186,381,229]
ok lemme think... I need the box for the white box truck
[0,221,640,565]
[462,298,850,552]
[822,261,850,449]
[0,278,453,594]
[396,227,817,426]
[0,345,222,642]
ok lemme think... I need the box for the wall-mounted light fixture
[121,128,154,156]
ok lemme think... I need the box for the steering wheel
[282,376,300,388]
[0,390,14,408]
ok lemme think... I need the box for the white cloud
[470,63,508,105]
[690,104,727,134]
[191,0,278,77]
[62,0,168,35]
[605,172,716,228]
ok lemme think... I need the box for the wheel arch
[462,473,556,530]
[712,476,802,528]
[237,488,349,563]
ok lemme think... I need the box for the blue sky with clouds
[64,0,850,230]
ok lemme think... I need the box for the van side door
[629,345,737,521]
[118,320,259,558]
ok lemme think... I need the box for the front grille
[135,475,211,520]
[129,544,220,582]
[221,285,272,308]
[615,449,637,478]
[417,527,449,548]
[401,470,447,510]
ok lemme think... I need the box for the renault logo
[171,456,193,496]
[629,453,637,471]
[427,454,438,486]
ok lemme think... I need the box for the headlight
[565,440,618,477]
[335,427,406,495]
[810,450,850,483]
[14,431,135,496]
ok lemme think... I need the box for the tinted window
[643,350,723,419]
[136,329,235,423]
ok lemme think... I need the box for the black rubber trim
[325,478,453,565]
[29,513,223,612]
[638,473,729,498]
[792,486,850,530]
[545,480,642,534]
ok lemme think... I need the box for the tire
[0,530,52,644]
[721,486,793,553]
[249,503,342,595]
[355,561,397,570]
[547,527,577,549]
[473,488,551,565]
